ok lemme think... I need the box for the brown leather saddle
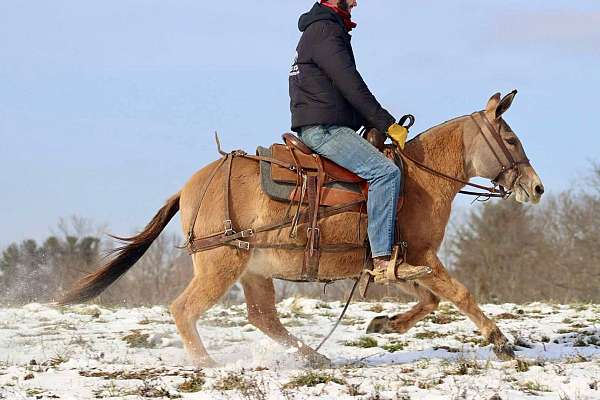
[258,132,404,279]
[274,133,367,275]
[268,132,402,206]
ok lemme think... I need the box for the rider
[289,0,431,280]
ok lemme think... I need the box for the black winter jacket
[289,3,395,134]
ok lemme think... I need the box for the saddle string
[290,174,308,238]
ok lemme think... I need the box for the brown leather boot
[371,257,433,283]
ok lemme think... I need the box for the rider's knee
[371,157,401,184]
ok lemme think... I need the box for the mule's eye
[506,137,518,146]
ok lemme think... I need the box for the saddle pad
[257,146,365,206]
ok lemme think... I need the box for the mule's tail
[59,192,181,304]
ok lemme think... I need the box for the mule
[60,92,544,367]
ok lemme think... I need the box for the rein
[391,111,529,200]
[396,148,508,199]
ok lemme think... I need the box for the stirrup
[368,246,432,284]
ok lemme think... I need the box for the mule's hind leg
[367,282,440,334]
[418,253,515,360]
[170,253,246,367]
[241,272,331,368]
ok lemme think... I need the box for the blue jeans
[298,125,400,257]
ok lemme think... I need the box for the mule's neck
[404,116,470,202]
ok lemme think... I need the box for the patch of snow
[0,301,599,399]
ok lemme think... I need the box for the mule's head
[464,91,544,204]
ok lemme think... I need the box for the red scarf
[320,1,357,32]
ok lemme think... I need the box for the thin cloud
[493,11,600,56]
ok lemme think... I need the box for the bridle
[469,111,530,193]
[394,112,530,200]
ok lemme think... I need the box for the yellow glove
[387,123,408,150]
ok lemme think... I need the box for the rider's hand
[387,123,408,150]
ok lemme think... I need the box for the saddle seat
[279,133,364,184]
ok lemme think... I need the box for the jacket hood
[298,2,342,32]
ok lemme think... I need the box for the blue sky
[1,1,599,246]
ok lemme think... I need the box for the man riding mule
[60,88,544,367]
[289,0,431,281]
[59,1,545,368]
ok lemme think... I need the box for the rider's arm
[311,23,396,134]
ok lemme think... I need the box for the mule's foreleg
[418,253,515,361]
[366,282,440,334]
[240,272,331,368]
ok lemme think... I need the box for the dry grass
[444,357,483,376]
[343,336,378,348]
[177,371,205,393]
[414,330,450,340]
[381,341,406,353]
[283,371,346,388]
[122,330,155,348]
[213,371,267,399]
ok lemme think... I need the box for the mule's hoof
[304,352,332,369]
[366,316,390,334]
[493,342,516,361]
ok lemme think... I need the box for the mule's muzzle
[515,180,543,205]
[528,176,545,204]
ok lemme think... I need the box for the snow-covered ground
[1,300,599,399]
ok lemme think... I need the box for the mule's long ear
[496,89,518,119]
[485,92,501,119]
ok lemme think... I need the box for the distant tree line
[1,164,598,305]
[0,217,193,305]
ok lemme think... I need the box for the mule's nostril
[535,185,545,195]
